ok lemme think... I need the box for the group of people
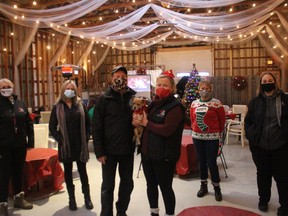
[0,69,288,216]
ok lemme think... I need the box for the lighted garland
[232,76,247,91]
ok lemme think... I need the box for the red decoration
[136,67,146,75]
[161,69,175,79]
[232,76,247,91]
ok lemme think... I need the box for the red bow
[161,69,174,79]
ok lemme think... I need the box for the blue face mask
[64,89,75,98]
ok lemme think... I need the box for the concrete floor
[9,134,279,216]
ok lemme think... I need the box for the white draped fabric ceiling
[0,0,287,63]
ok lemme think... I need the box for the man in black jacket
[92,66,136,216]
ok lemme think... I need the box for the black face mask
[261,83,275,92]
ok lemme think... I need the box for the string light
[13,5,17,8]
[33,1,37,6]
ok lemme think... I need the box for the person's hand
[140,112,148,127]
[132,113,142,127]
[97,156,107,164]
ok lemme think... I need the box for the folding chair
[218,126,228,178]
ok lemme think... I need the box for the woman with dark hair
[133,70,185,216]
[245,72,288,216]
[49,80,93,211]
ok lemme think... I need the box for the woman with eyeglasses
[190,80,226,202]
[0,78,34,216]
[49,80,93,211]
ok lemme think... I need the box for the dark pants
[250,145,288,210]
[0,146,27,202]
[141,154,176,215]
[193,139,220,184]
[100,154,134,216]
[63,161,89,187]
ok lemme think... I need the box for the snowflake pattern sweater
[190,98,226,140]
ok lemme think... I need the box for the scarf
[56,100,89,162]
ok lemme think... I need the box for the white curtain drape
[47,34,70,107]
[13,24,39,96]
[92,46,110,75]
[76,42,94,66]
[159,0,246,7]
[1,0,287,62]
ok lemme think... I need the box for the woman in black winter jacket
[245,72,288,216]
[0,78,34,216]
[49,80,93,211]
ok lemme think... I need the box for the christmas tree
[181,63,201,126]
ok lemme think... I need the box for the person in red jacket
[190,80,225,201]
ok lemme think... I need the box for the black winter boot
[67,185,77,211]
[197,180,208,197]
[213,185,222,201]
[82,185,93,210]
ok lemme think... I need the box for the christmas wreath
[136,67,147,75]
[232,76,247,91]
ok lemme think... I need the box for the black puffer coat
[92,87,136,158]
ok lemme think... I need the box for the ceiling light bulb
[33,1,37,6]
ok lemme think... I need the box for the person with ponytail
[245,72,288,216]
[49,80,93,211]
[133,70,185,216]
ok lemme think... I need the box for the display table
[23,148,64,198]
[177,206,261,216]
[176,135,198,176]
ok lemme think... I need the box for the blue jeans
[100,153,134,216]
[193,139,220,184]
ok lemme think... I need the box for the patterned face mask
[112,77,127,91]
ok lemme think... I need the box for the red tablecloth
[176,135,198,176]
[23,148,64,193]
[225,112,241,121]
[177,206,261,216]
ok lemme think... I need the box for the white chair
[34,124,49,148]
[226,105,247,147]
[223,105,230,113]
[40,111,51,123]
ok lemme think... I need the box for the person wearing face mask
[245,72,288,216]
[190,80,226,202]
[0,78,34,216]
[92,66,136,216]
[133,70,185,216]
[49,80,93,211]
